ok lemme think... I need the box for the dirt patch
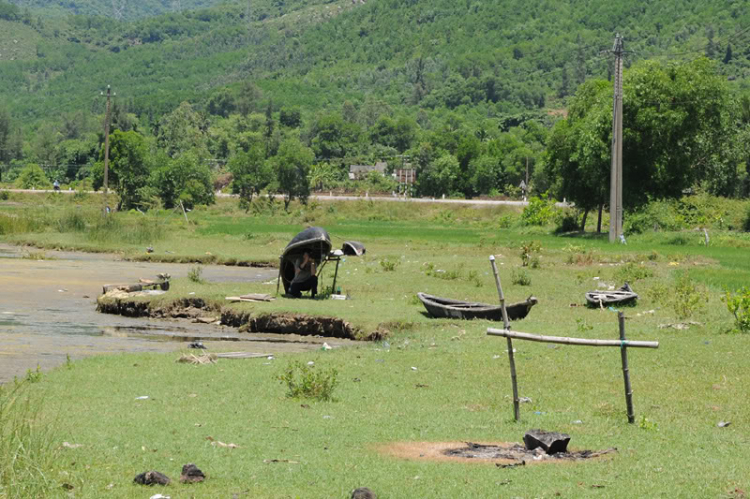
[379,441,616,465]
[97,293,386,341]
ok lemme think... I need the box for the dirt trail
[0,244,355,383]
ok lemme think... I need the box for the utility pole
[102,85,113,215]
[609,34,624,243]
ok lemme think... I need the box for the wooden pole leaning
[619,312,635,423]
[489,255,520,422]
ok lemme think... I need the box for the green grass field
[2,193,750,497]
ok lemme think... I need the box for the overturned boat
[279,227,332,294]
[586,282,638,307]
[417,292,538,321]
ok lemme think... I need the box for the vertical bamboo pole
[619,312,635,423]
[276,256,283,296]
[489,255,519,422]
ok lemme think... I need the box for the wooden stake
[275,256,283,296]
[619,312,635,423]
[179,200,189,223]
[489,255,519,422]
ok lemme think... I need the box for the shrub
[188,266,204,283]
[512,269,531,286]
[521,194,557,226]
[743,205,750,232]
[519,240,541,267]
[672,273,708,319]
[379,259,399,272]
[723,287,750,333]
[14,164,51,190]
[278,361,338,401]
[554,210,580,233]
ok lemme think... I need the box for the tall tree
[273,138,313,210]
[92,130,151,210]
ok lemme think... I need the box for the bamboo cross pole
[486,329,659,349]
[619,312,635,423]
[489,255,519,422]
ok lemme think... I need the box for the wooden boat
[279,227,332,294]
[586,283,638,307]
[417,292,538,321]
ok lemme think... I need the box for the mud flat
[0,244,355,383]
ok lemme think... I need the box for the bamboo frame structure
[487,309,658,424]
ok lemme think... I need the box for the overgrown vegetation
[723,287,750,333]
[278,361,338,401]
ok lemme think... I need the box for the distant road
[1,188,538,207]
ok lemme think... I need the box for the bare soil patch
[379,441,616,465]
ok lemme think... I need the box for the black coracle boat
[585,282,638,307]
[279,227,332,294]
[417,292,538,321]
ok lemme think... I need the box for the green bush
[723,287,750,333]
[187,266,204,283]
[512,269,531,286]
[278,361,338,401]
[554,210,580,233]
[521,194,557,226]
[743,205,750,232]
[14,164,51,190]
[672,273,709,319]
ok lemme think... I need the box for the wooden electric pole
[609,34,624,243]
[102,85,113,215]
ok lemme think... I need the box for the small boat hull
[586,283,638,307]
[417,292,538,321]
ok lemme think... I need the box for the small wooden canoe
[586,283,638,307]
[417,292,538,321]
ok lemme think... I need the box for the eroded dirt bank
[96,295,387,341]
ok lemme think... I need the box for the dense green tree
[92,130,151,210]
[152,151,214,209]
[157,102,208,158]
[227,145,272,209]
[416,152,460,198]
[273,138,313,210]
[279,107,302,128]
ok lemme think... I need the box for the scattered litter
[593,277,600,280]
[58,289,67,293]
[149,494,170,499]
[658,321,702,330]
[505,349,517,353]
[135,396,149,400]
[225,293,274,303]
[263,459,299,464]
[323,415,333,419]
[179,463,206,483]
[492,355,501,359]
[188,292,195,295]
[571,420,584,425]
[177,353,216,365]
[330,294,349,300]
[519,397,532,404]
[717,421,731,428]
[607,307,619,312]
[382,341,390,350]
[133,470,171,486]
[188,342,206,349]
[411,367,418,371]
[321,342,332,351]
[62,442,83,449]
[206,437,238,448]
[307,361,315,366]
[106,483,114,490]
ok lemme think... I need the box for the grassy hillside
[0,19,43,62]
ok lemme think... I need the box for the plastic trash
[135,396,149,400]
[321,342,332,351]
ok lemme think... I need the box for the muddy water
[0,244,355,383]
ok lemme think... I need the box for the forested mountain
[7,0,230,20]
[1,0,750,216]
